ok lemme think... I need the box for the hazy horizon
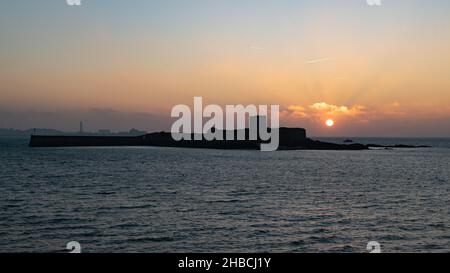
[1,0,450,137]
[2,107,450,138]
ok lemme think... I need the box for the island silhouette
[28,127,430,150]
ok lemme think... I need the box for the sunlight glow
[326,119,335,127]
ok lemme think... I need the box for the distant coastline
[0,128,147,137]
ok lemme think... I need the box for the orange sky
[1,1,450,136]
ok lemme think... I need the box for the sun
[325,119,335,127]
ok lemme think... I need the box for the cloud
[282,102,367,123]
[309,102,365,116]
[286,105,308,118]
[310,102,348,112]
[304,58,330,64]
[282,102,450,136]
[287,105,306,112]
[249,45,265,50]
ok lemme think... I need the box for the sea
[0,136,449,253]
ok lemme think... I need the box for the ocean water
[0,136,449,253]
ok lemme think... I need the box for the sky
[1,0,450,136]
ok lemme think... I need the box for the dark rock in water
[343,139,354,143]
[279,139,367,150]
[367,144,432,149]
